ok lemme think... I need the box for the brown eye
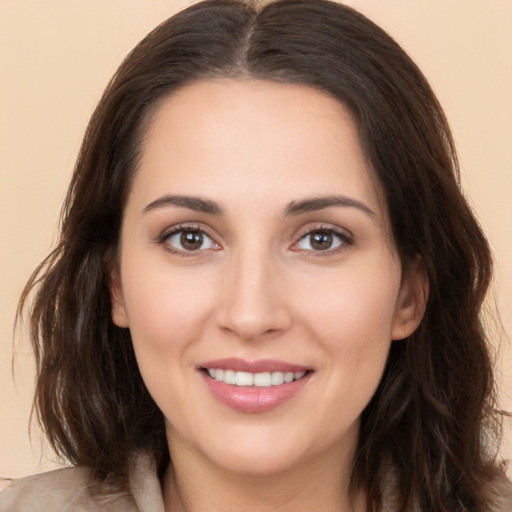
[296,229,346,252]
[181,231,204,250]
[165,228,217,252]
[310,231,333,250]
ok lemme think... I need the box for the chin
[188,419,357,478]
[210,446,307,476]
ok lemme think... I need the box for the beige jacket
[1,453,512,511]
[0,453,162,512]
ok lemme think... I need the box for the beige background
[1,0,511,477]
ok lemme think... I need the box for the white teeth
[271,372,285,385]
[235,371,254,386]
[224,369,236,385]
[206,369,308,387]
[253,372,272,387]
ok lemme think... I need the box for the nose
[215,249,293,341]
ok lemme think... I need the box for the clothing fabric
[1,452,512,511]
[0,453,163,512]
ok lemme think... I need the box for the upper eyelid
[293,225,354,251]
[156,222,353,249]
[159,223,215,240]
[159,224,220,255]
[294,224,353,241]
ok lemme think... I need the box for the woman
[1,0,510,510]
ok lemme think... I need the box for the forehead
[131,78,385,219]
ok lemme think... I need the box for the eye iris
[180,231,203,250]
[311,231,332,250]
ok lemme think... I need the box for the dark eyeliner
[157,223,217,256]
[294,225,354,255]
[157,223,203,244]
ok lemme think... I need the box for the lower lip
[201,372,312,413]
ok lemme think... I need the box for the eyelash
[292,225,354,256]
[158,224,353,256]
[158,224,219,256]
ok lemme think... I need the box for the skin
[111,79,427,511]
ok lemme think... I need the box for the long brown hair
[19,0,505,509]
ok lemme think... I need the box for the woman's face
[111,79,425,476]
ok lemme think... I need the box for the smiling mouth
[199,360,313,412]
[202,368,310,387]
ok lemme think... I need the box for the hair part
[19,1,505,509]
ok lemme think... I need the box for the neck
[162,429,365,512]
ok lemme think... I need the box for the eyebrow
[284,195,376,219]
[143,195,223,215]
[143,193,376,219]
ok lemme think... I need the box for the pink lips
[200,358,310,374]
[199,358,312,413]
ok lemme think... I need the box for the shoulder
[0,466,93,511]
[0,466,136,512]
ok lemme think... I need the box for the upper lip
[199,358,311,373]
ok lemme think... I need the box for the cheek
[119,264,221,426]
[298,261,400,396]
[308,280,397,432]
[302,263,400,343]
[120,260,219,361]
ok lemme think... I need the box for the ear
[109,267,129,328]
[391,256,429,340]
